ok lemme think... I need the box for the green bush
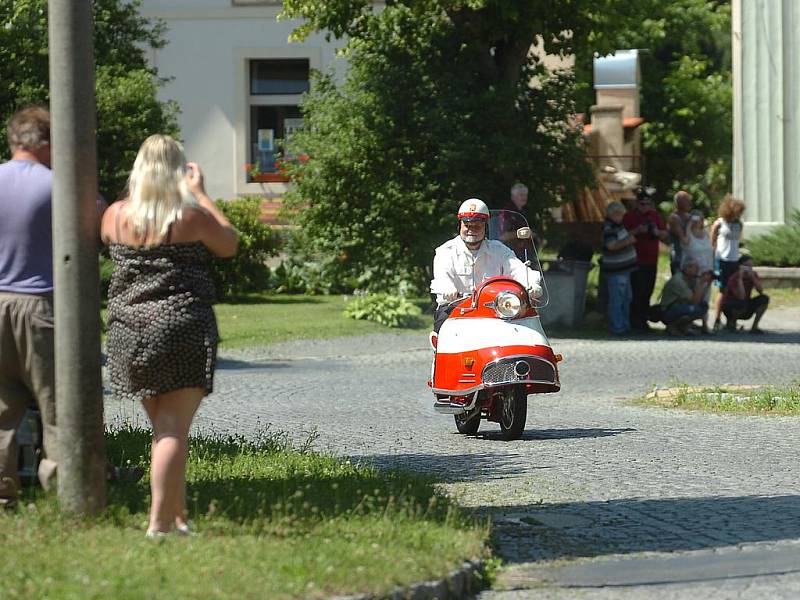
[99,253,114,299]
[211,197,279,299]
[748,211,800,267]
[344,293,422,328]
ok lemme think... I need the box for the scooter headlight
[494,291,523,319]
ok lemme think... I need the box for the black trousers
[722,294,769,322]
[630,265,657,329]
[433,303,458,333]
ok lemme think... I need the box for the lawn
[2,426,489,599]
[215,294,430,349]
[635,383,800,415]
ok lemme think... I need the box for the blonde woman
[710,195,745,331]
[100,134,237,536]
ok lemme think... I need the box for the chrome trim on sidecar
[482,354,557,386]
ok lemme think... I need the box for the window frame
[234,48,321,195]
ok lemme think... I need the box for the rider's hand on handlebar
[527,285,543,301]
[443,290,459,302]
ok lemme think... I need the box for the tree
[280,0,635,291]
[574,0,732,213]
[0,0,179,199]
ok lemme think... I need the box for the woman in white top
[710,195,745,331]
[682,210,714,331]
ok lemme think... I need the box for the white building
[138,0,347,201]
[732,0,800,234]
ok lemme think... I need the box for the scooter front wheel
[454,409,480,435]
[499,386,527,440]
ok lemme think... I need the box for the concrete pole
[48,0,106,514]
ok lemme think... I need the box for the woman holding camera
[100,134,238,537]
[682,210,714,332]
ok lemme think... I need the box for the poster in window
[257,129,274,152]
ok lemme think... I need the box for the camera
[646,220,656,236]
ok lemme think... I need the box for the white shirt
[714,218,742,261]
[430,235,543,306]
[684,230,714,273]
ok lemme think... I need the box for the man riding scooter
[430,198,543,333]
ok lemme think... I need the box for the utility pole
[48,0,106,514]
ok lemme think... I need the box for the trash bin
[540,259,593,328]
[17,407,41,486]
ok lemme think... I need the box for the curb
[329,559,485,600]
[646,384,761,400]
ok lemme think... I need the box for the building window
[248,59,308,180]
[251,59,310,95]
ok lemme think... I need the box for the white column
[734,0,800,234]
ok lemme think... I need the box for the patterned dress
[106,242,218,402]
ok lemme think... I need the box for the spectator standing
[101,134,237,536]
[623,188,669,331]
[0,106,59,510]
[497,183,531,258]
[720,255,769,334]
[681,210,714,332]
[600,202,637,334]
[504,183,528,214]
[667,190,693,274]
[710,195,745,331]
[659,258,713,336]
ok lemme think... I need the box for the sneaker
[175,521,195,536]
[145,529,168,539]
[750,327,765,335]
[712,320,722,333]
[666,323,685,337]
[0,497,18,512]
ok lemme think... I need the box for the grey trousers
[0,292,57,498]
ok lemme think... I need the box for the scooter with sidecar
[428,210,561,440]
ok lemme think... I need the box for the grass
[2,425,489,599]
[214,294,430,349]
[635,383,800,415]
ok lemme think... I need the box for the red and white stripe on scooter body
[432,277,560,400]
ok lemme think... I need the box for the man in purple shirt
[0,106,58,509]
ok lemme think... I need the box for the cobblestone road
[105,307,800,598]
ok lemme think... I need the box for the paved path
[105,307,800,598]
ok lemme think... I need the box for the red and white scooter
[428,210,561,440]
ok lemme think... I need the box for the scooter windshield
[487,209,549,308]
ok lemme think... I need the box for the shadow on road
[350,451,549,482]
[491,494,800,564]
[477,427,636,442]
[350,429,633,481]
[216,358,293,370]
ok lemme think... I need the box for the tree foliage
[0,0,179,199]
[575,0,732,213]
[280,0,636,291]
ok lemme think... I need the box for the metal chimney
[593,49,641,119]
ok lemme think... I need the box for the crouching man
[721,255,769,334]
[659,257,712,336]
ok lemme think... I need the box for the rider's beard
[461,232,484,248]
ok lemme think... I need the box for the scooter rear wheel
[454,410,480,435]
[499,386,527,440]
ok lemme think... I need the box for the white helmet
[457,198,490,221]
